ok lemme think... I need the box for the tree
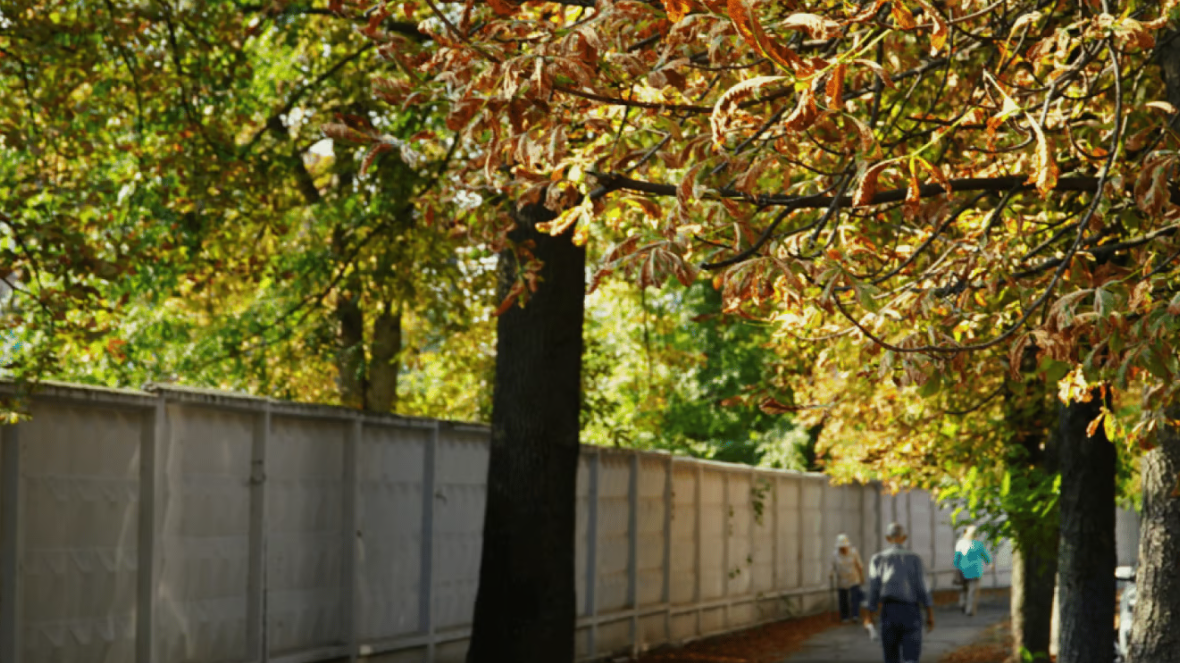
[467,202,585,661]
[1128,405,1180,661]
[1127,26,1180,663]
[326,0,1180,659]
[581,279,815,466]
[1,0,481,417]
[1056,380,1117,663]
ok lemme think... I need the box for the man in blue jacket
[953,525,992,616]
[862,522,934,663]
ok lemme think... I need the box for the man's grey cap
[886,522,906,539]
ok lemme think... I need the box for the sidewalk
[777,595,1008,663]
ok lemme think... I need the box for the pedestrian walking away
[829,533,866,623]
[953,525,992,617]
[861,522,934,663]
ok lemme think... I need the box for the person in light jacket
[830,533,866,622]
[953,525,992,616]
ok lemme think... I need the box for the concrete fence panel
[0,381,1130,663]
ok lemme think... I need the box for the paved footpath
[777,596,1008,663]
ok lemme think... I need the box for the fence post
[628,453,639,656]
[819,478,828,611]
[662,455,673,642]
[420,422,439,658]
[585,449,600,658]
[771,476,779,599]
[342,417,361,662]
[929,493,937,593]
[905,491,913,545]
[247,401,270,662]
[796,478,804,590]
[0,420,24,663]
[693,464,702,638]
[137,398,165,663]
[747,469,756,620]
[721,470,730,628]
[876,484,883,557]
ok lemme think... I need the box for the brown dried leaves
[711,76,785,147]
[727,0,811,76]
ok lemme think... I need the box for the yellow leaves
[1057,365,1094,406]
[1024,112,1058,197]
[711,75,784,147]
[891,1,917,30]
[536,195,591,238]
[663,0,695,23]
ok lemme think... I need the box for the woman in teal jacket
[953,526,992,616]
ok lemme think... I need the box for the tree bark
[1056,390,1116,663]
[1127,405,1180,662]
[365,303,401,412]
[1124,30,1180,663]
[335,289,366,409]
[1011,537,1059,660]
[1004,369,1060,661]
[466,203,585,663]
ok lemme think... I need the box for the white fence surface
[0,381,1137,663]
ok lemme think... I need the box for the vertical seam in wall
[663,455,673,644]
[420,421,438,659]
[694,463,702,639]
[343,416,361,663]
[628,453,639,656]
[0,420,24,663]
[586,449,600,657]
[137,397,164,663]
[247,400,271,662]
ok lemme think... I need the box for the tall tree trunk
[335,288,366,409]
[1007,380,1059,662]
[1127,29,1180,663]
[467,203,585,663]
[1127,405,1180,662]
[1057,389,1116,663]
[1011,536,1059,660]
[365,303,401,412]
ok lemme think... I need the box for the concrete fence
[0,380,1032,663]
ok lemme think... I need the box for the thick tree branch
[593,171,1105,212]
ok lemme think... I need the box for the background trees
[1,0,482,415]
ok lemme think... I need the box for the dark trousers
[880,601,923,663]
[838,585,862,620]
